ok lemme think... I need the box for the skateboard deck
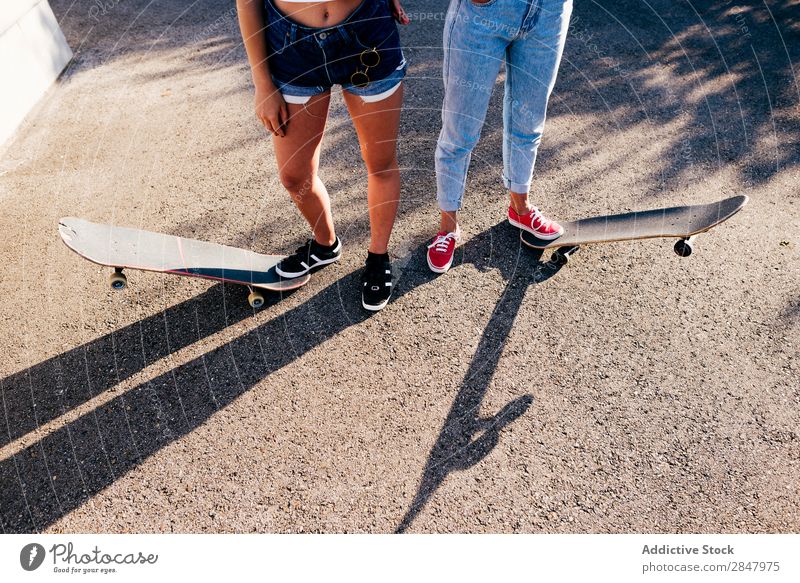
[520,195,748,264]
[58,217,309,307]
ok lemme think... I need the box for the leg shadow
[396,245,559,532]
[0,224,560,532]
[0,283,279,450]
[0,257,441,532]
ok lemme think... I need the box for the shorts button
[319,32,327,39]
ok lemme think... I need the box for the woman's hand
[390,0,410,25]
[255,82,289,137]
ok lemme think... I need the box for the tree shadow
[20,0,796,534]
[777,294,799,328]
[545,0,800,197]
[49,0,799,198]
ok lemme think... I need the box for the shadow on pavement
[0,223,551,532]
[49,0,800,203]
[396,245,561,533]
[15,0,794,534]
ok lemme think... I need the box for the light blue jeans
[435,0,573,211]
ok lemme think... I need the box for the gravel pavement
[0,0,798,533]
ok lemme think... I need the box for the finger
[267,116,283,137]
[259,114,275,135]
[393,0,409,24]
[278,103,289,134]
[258,114,273,134]
[272,113,285,138]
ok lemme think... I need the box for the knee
[279,168,314,195]
[436,134,480,160]
[362,150,398,178]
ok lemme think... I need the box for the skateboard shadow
[0,223,561,532]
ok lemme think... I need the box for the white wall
[0,0,73,147]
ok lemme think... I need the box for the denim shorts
[264,0,407,103]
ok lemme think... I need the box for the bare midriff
[273,0,365,28]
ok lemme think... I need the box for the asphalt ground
[0,0,797,533]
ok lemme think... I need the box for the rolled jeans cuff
[437,197,462,212]
[502,174,531,194]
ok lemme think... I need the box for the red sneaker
[426,229,461,273]
[508,205,563,240]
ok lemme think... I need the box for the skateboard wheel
[674,238,694,257]
[248,290,265,309]
[109,270,127,290]
[551,250,569,266]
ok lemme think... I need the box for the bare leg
[441,193,528,233]
[342,86,404,254]
[509,190,533,215]
[272,92,336,245]
[439,210,458,233]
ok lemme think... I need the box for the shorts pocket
[267,29,291,56]
[350,26,388,52]
[348,4,397,52]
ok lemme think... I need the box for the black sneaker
[361,253,393,311]
[276,237,342,278]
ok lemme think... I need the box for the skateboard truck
[59,217,310,309]
[108,265,266,308]
[553,237,696,264]
[520,196,748,266]
[554,238,695,264]
[551,245,580,266]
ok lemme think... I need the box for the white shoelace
[521,207,552,231]
[428,231,459,253]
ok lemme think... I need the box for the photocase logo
[20,543,46,571]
